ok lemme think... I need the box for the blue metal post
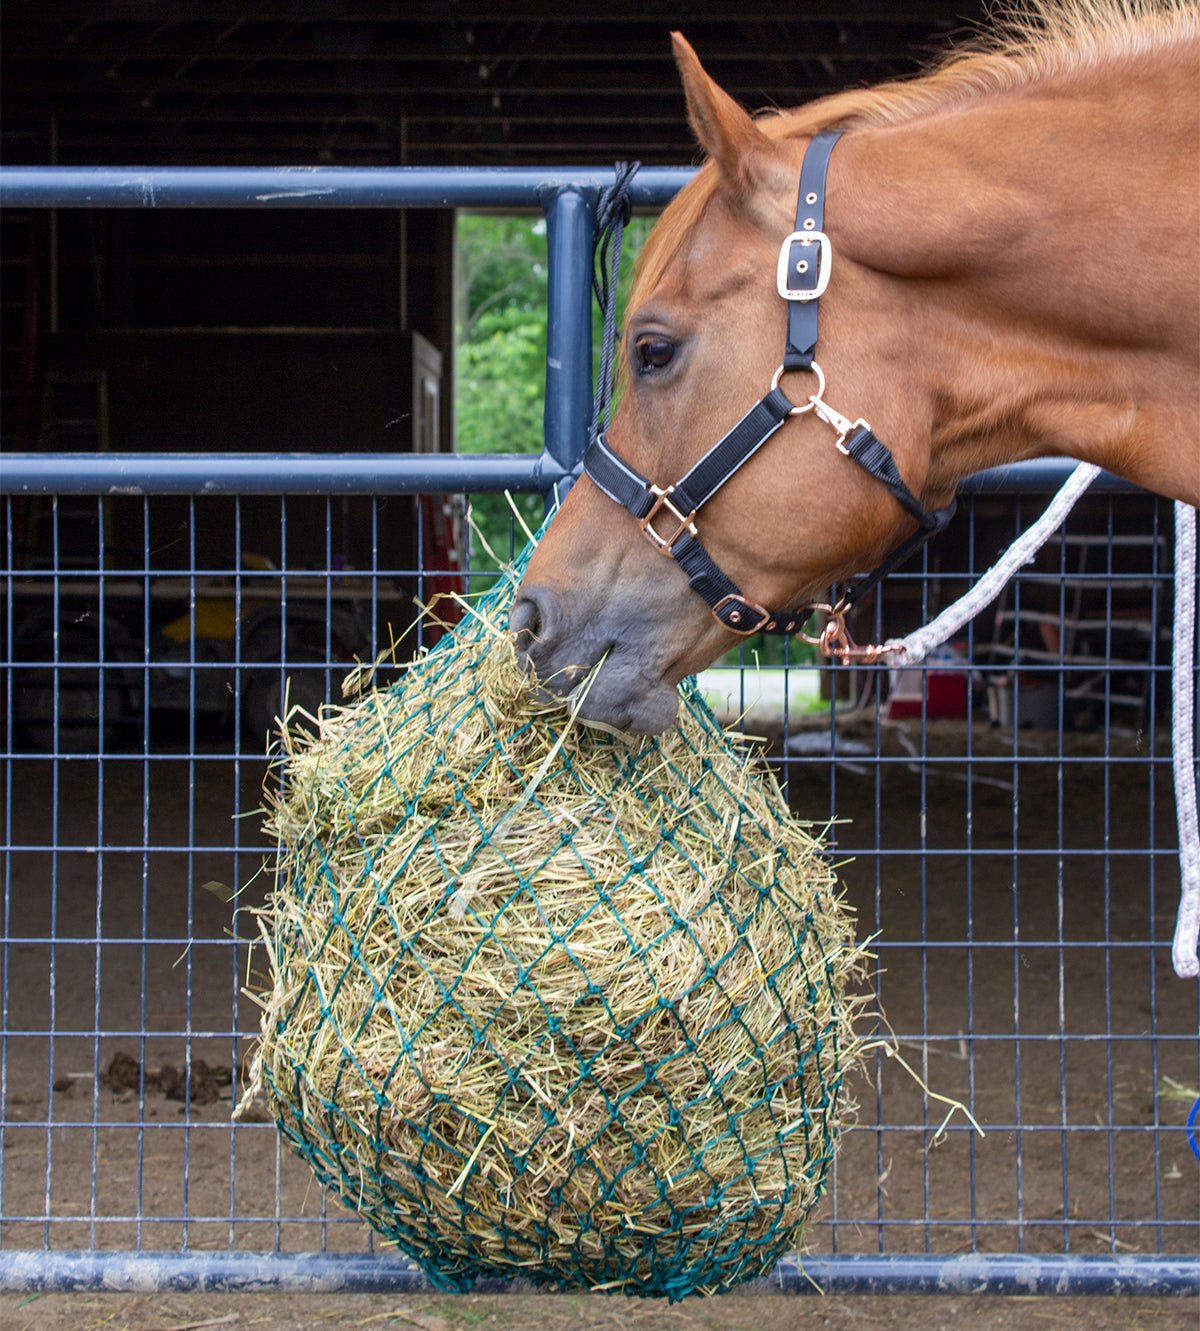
[2,1251,1197,1296]
[539,186,596,511]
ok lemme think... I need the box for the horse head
[512,36,942,733]
[513,22,1199,733]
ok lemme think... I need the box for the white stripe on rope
[877,464,1200,981]
[1171,500,1198,979]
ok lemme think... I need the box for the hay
[240,550,866,1300]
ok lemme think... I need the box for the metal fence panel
[2,477,1196,1295]
[1,165,1197,1296]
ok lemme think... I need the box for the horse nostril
[509,590,551,660]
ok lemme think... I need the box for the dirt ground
[1,714,1197,1327]
[2,1289,1197,1331]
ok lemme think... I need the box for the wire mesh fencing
[1,479,1197,1294]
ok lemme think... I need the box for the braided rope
[588,161,639,444]
[1171,500,1198,979]
[881,463,1101,668]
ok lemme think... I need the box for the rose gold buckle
[640,485,697,556]
[713,594,774,636]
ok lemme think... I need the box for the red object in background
[419,494,466,642]
[884,669,969,720]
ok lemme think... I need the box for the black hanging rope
[589,161,640,444]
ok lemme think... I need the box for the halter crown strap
[783,129,843,371]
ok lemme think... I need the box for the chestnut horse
[513,0,1199,734]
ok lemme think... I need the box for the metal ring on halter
[794,601,837,646]
[771,360,825,415]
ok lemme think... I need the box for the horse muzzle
[509,583,684,735]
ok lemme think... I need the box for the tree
[455,214,549,572]
[455,211,654,574]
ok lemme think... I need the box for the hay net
[242,537,864,1301]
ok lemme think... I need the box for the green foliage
[455,211,654,573]
[456,215,549,569]
[457,215,548,457]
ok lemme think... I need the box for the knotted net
[240,545,865,1300]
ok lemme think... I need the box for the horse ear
[671,32,778,198]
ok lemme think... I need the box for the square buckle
[776,229,832,301]
[640,485,697,556]
[712,594,774,636]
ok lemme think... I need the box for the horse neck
[831,49,1200,506]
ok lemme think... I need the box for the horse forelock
[625,0,1198,343]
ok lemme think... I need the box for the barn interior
[2,3,1171,747]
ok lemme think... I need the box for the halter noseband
[583,130,956,646]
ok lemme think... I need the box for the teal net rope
[247,536,862,1301]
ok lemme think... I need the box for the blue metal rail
[0,165,694,210]
[2,1250,1197,1297]
[0,165,1139,505]
[0,452,1139,497]
[1,165,693,501]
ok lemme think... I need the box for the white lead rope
[878,464,1199,980]
[1171,501,1198,979]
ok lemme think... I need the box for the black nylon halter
[584,131,956,637]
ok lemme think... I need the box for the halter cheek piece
[584,129,956,652]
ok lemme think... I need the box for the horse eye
[635,337,675,373]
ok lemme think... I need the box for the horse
[511,0,1200,735]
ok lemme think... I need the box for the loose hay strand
[241,540,868,1300]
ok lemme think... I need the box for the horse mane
[773,0,1198,136]
[626,0,1198,324]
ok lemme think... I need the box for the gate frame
[0,164,1196,1297]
